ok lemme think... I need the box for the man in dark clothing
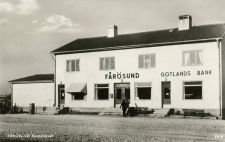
[120,100,128,117]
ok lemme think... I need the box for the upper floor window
[100,57,115,70]
[67,59,80,72]
[183,50,202,66]
[139,54,156,68]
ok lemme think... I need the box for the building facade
[9,74,54,107]
[52,15,225,119]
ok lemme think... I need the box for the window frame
[135,82,152,100]
[71,93,86,101]
[183,81,203,100]
[138,53,156,69]
[94,83,110,101]
[66,59,80,72]
[182,50,203,66]
[99,57,115,71]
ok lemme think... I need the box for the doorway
[161,82,171,108]
[58,84,65,107]
[114,83,130,107]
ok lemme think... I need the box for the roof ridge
[35,73,54,75]
[194,23,225,27]
[76,23,225,40]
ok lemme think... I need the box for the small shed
[8,74,54,108]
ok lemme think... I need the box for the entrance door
[162,82,171,107]
[58,84,65,107]
[114,83,130,107]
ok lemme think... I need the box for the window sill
[99,69,115,71]
[182,65,203,67]
[182,99,203,101]
[134,99,152,101]
[138,67,155,69]
[94,99,109,101]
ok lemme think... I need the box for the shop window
[100,57,115,70]
[95,84,109,100]
[67,59,80,72]
[183,50,202,66]
[135,82,151,100]
[139,54,155,68]
[183,81,202,99]
[71,93,85,100]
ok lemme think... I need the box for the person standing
[120,100,128,117]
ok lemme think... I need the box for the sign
[161,70,212,77]
[105,72,139,80]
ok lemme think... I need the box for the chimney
[108,25,118,38]
[178,15,192,30]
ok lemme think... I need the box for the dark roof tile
[9,74,54,83]
[52,23,225,53]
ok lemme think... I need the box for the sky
[1,0,225,95]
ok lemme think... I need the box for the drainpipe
[217,38,222,116]
[52,53,56,107]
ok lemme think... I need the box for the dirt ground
[0,114,224,142]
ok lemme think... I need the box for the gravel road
[0,114,224,142]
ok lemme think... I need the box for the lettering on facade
[197,70,212,75]
[105,72,139,79]
[161,71,191,77]
[161,70,213,77]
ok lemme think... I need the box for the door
[114,83,130,107]
[58,84,65,107]
[162,82,171,107]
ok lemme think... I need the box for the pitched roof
[9,74,54,84]
[52,23,225,54]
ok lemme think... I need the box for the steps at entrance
[99,108,122,116]
[152,108,173,117]
[71,107,104,112]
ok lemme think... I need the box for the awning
[66,83,87,94]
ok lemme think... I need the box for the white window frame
[183,81,203,100]
[66,59,80,72]
[135,82,152,100]
[138,53,156,69]
[182,50,203,66]
[94,84,109,100]
[99,57,115,70]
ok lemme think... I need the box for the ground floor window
[95,84,109,100]
[71,93,86,100]
[183,81,202,99]
[135,82,151,100]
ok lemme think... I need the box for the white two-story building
[51,15,225,119]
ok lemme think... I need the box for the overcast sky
[1,0,225,95]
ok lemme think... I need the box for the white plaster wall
[13,83,54,107]
[56,42,220,109]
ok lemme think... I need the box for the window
[135,82,151,100]
[67,59,80,72]
[95,84,109,100]
[183,50,202,66]
[139,54,156,68]
[183,81,202,99]
[100,57,115,70]
[71,93,85,100]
